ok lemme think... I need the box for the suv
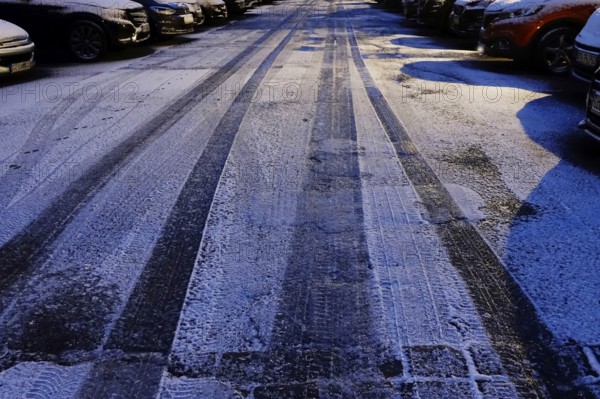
[0,19,34,74]
[572,8,600,82]
[0,0,150,62]
[450,0,495,37]
[480,0,600,74]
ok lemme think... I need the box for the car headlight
[508,5,544,19]
[150,6,177,14]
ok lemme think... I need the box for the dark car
[0,0,150,62]
[222,0,246,15]
[0,19,34,74]
[403,0,420,17]
[417,0,456,29]
[572,8,600,82]
[135,0,195,37]
[480,0,599,74]
[450,0,495,37]
[579,66,600,140]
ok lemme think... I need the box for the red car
[480,0,600,74]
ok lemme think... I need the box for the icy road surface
[0,0,599,398]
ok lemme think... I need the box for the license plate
[591,94,600,115]
[576,50,597,68]
[10,60,32,73]
[183,14,193,24]
[140,23,150,33]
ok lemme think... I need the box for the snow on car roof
[488,0,599,12]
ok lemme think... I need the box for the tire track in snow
[0,69,179,212]
[159,8,396,396]
[343,8,593,399]
[0,7,305,295]
[76,9,312,399]
[248,10,394,397]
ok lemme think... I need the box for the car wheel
[68,20,107,62]
[535,27,577,75]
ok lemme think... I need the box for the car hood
[48,0,144,10]
[577,7,600,48]
[197,0,226,6]
[0,19,29,43]
[455,0,495,8]
[486,0,597,13]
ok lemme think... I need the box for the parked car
[572,8,600,82]
[197,0,229,21]
[480,0,600,74]
[0,0,150,62]
[579,67,600,140]
[417,0,456,30]
[0,19,34,75]
[135,0,195,37]
[222,0,246,15]
[403,0,420,17]
[450,0,495,37]
[181,0,206,28]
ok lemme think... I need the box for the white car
[0,19,34,75]
[572,8,600,82]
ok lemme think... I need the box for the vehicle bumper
[204,5,228,20]
[0,42,35,75]
[416,1,448,27]
[190,10,206,27]
[224,0,246,13]
[580,118,600,142]
[104,17,151,46]
[450,8,484,37]
[479,27,531,60]
[152,14,195,35]
[571,44,600,83]
[479,13,538,59]
[582,83,600,141]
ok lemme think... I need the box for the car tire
[535,26,577,75]
[68,20,107,62]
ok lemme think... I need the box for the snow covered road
[0,0,598,398]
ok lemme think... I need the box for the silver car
[0,19,34,75]
[181,0,207,28]
[198,0,228,21]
